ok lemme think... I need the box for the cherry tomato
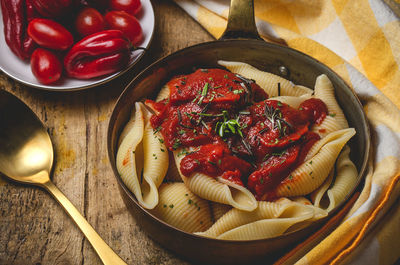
[31,48,62,85]
[104,11,143,45]
[75,7,106,37]
[110,0,142,16]
[28,18,74,50]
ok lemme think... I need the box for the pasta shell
[218,60,313,97]
[310,169,334,209]
[326,145,358,212]
[116,102,168,209]
[268,95,311,108]
[156,84,170,102]
[151,183,213,233]
[312,74,349,137]
[197,199,325,240]
[173,150,257,212]
[276,128,356,197]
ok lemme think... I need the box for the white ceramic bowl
[0,0,155,91]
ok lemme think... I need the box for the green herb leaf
[208,161,217,166]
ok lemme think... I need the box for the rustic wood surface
[0,1,214,264]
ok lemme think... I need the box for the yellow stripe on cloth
[197,6,226,39]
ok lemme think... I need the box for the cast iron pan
[107,1,370,264]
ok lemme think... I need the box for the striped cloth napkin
[173,0,400,264]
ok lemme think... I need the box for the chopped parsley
[153,126,162,134]
[172,139,181,150]
[233,89,243,94]
[208,161,217,166]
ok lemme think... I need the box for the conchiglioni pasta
[173,151,258,212]
[196,198,327,240]
[218,60,313,97]
[116,61,358,242]
[311,74,349,137]
[116,102,168,209]
[311,146,357,211]
[276,128,356,197]
[151,183,213,233]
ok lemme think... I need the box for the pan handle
[219,0,262,41]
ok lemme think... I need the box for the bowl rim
[107,38,371,244]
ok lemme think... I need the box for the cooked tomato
[147,68,329,201]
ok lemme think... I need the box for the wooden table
[0,1,214,264]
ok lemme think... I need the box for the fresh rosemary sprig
[215,110,243,138]
[197,82,209,105]
[264,104,292,137]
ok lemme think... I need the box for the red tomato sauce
[147,68,328,201]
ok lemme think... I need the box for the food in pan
[116,61,358,240]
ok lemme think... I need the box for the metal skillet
[107,0,370,264]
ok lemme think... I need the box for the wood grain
[0,1,214,264]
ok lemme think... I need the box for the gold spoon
[0,90,126,265]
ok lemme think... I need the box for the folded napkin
[173,0,400,264]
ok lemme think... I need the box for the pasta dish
[116,61,357,240]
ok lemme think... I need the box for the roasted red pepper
[63,30,131,79]
[1,0,37,60]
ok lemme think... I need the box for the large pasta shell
[276,128,356,197]
[312,74,349,137]
[151,183,213,233]
[197,199,325,240]
[218,60,313,97]
[326,146,357,211]
[116,102,169,209]
[173,150,257,212]
[268,95,311,108]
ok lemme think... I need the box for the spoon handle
[42,180,127,265]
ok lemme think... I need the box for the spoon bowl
[0,89,126,265]
[0,90,53,184]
